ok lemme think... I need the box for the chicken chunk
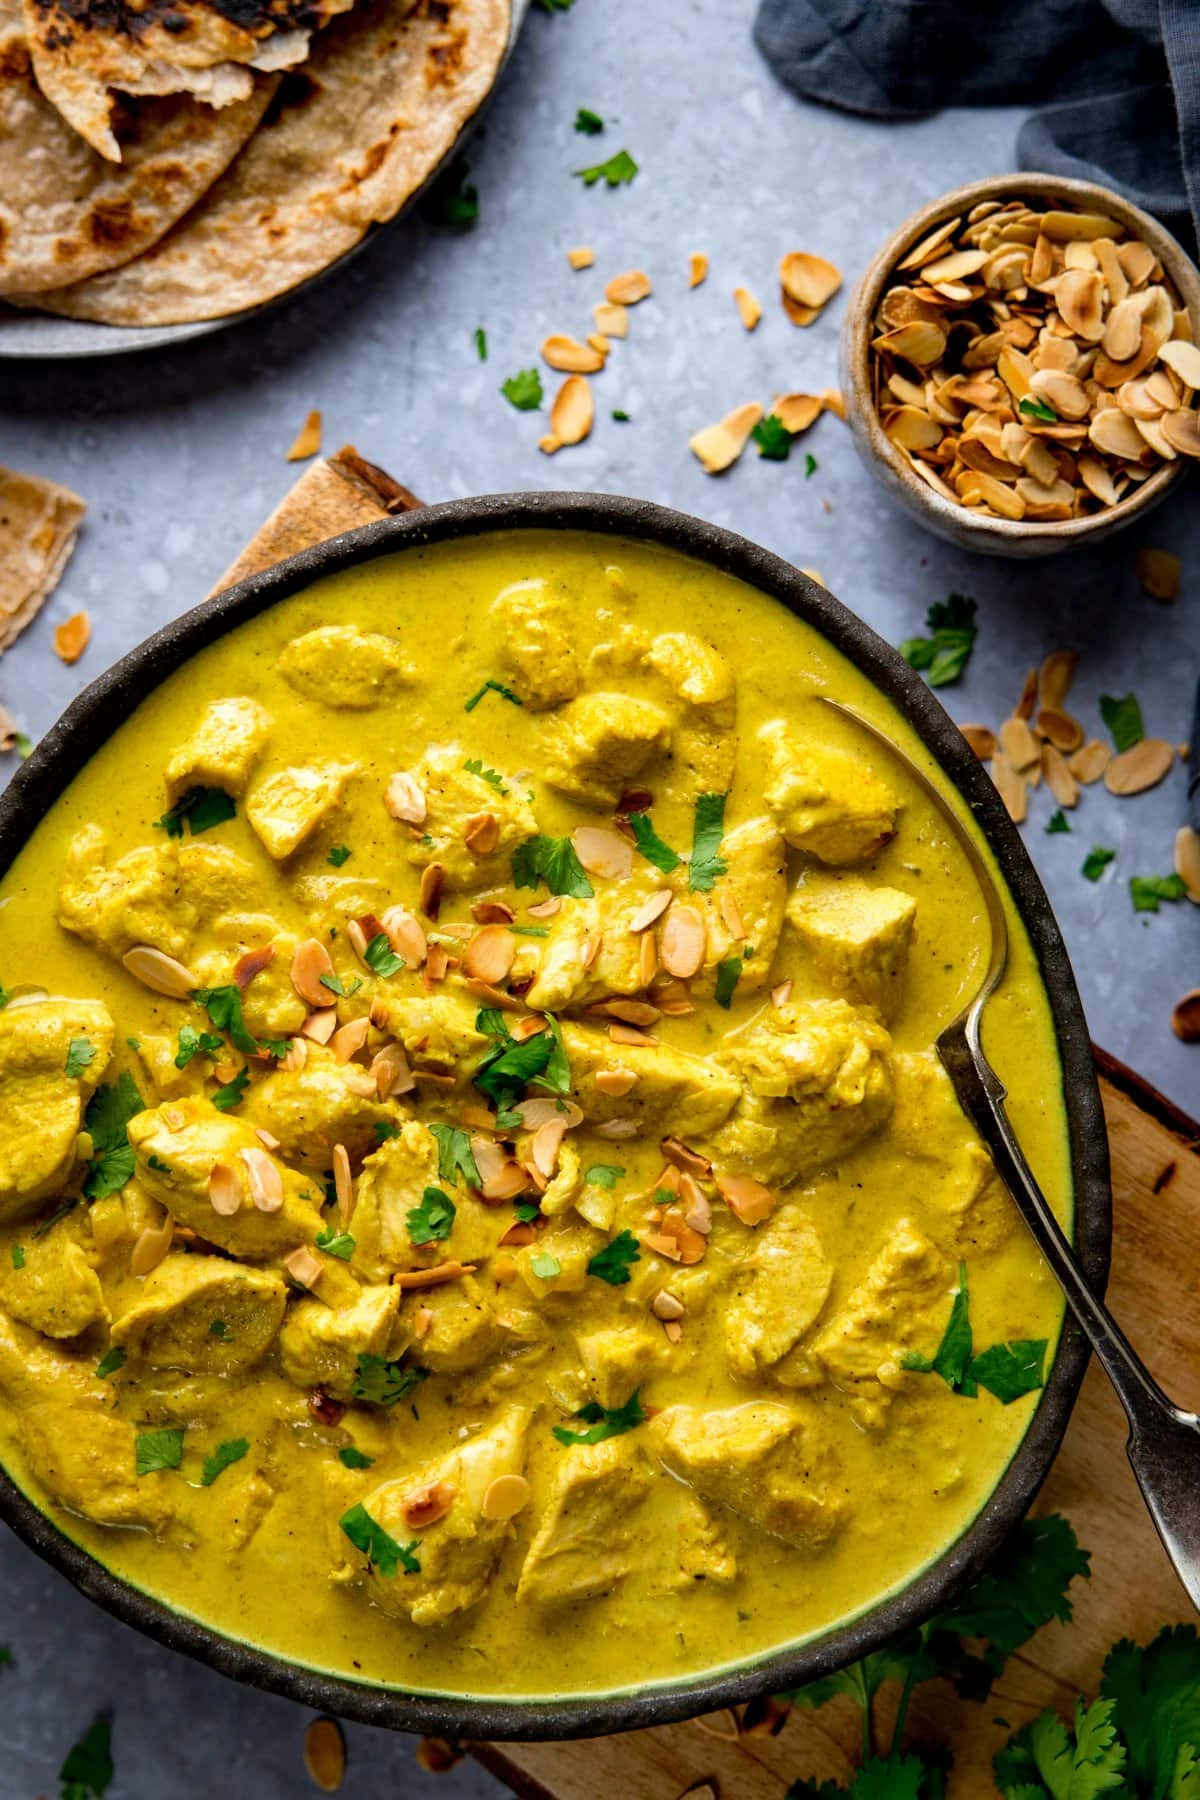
[811,1217,951,1427]
[521,874,670,1013]
[645,631,737,795]
[58,827,266,962]
[277,625,412,710]
[723,1206,833,1381]
[110,1253,286,1373]
[493,579,581,710]
[561,1022,740,1139]
[517,1434,655,1606]
[133,1033,210,1102]
[245,1045,401,1173]
[575,1322,672,1407]
[671,1490,738,1587]
[653,1400,845,1549]
[544,693,672,811]
[0,1226,108,1339]
[370,992,491,1088]
[787,876,916,1018]
[712,998,893,1186]
[402,746,538,892]
[129,1099,323,1260]
[406,1277,512,1374]
[189,920,308,1041]
[356,1405,530,1626]
[0,999,115,1222]
[245,763,357,861]
[760,721,898,864]
[20,1400,172,1531]
[678,817,787,996]
[279,1284,402,1399]
[349,1121,440,1282]
[887,1054,1004,1246]
[164,697,272,803]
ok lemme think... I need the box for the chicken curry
[0,532,1068,1701]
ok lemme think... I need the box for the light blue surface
[0,1,1197,1792]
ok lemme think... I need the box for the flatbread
[0,466,86,654]
[0,0,276,293]
[22,0,511,326]
[22,0,353,160]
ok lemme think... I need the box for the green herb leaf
[1045,809,1071,835]
[1099,692,1144,753]
[714,955,743,1009]
[212,1068,250,1111]
[364,933,405,977]
[968,1338,1048,1404]
[574,149,638,188]
[136,1427,184,1475]
[463,757,508,792]
[34,1200,79,1240]
[63,1036,96,1080]
[428,1122,481,1188]
[994,1696,1125,1798]
[201,1437,249,1487]
[83,1073,145,1200]
[339,1445,375,1470]
[514,1198,541,1223]
[1099,1623,1200,1794]
[511,924,549,938]
[174,1024,224,1069]
[501,369,544,412]
[191,984,260,1056]
[586,1228,641,1286]
[327,844,352,867]
[10,1245,24,1270]
[373,1121,400,1143]
[900,593,978,689]
[752,414,792,460]
[95,1347,126,1379]
[585,1164,624,1188]
[1082,846,1116,882]
[209,1320,234,1342]
[59,1711,114,1800]
[903,1261,975,1393]
[352,1354,429,1407]
[319,970,362,999]
[423,154,477,228]
[1018,395,1059,424]
[612,408,631,422]
[475,1008,512,1038]
[154,786,236,838]
[1130,874,1187,913]
[530,1013,570,1097]
[474,326,488,362]
[804,452,819,478]
[0,985,9,1009]
[513,833,594,898]
[407,1185,456,1245]
[315,1225,356,1261]
[475,1033,556,1113]
[14,732,32,759]
[574,106,604,133]
[465,678,525,715]
[628,811,682,872]
[553,1388,647,1446]
[536,0,575,10]
[147,1154,172,1175]
[530,1250,561,1279]
[339,1502,420,1577]
[688,792,728,891]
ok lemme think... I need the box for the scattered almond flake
[581,934,603,969]
[770,980,792,1009]
[280,1037,308,1072]
[715,1171,776,1225]
[239,1145,283,1213]
[372,1042,414,1099]
[330,1017,369,1064]
[593,301,628,338]
[689,252,709,288]
[593,1117,639,1138]
[595,1067,638,1097]
[778,250,842,312]
[652,1289,685,1322]
[1175,826,1200,902]
[594,998,660,1026]
[538,434,564,456]
[798,567,827,587]
[384,771,426,825]
[208,1163,242,1217]
[609,1022,657,1047]
[772,392,823,434]
[392,1260,477,1291]
[382,904,427,966]
[286,410,323,463]
[628,890,672,933]
[121,944,197,998]
[462,811,500,856]
[1137,546,1182,601]
[605,269,651,305]
[960,723,996,760]
[481,1473,531,1521]
[1068,738,1112,784]
[587,333,610,355]
[53,610,90,665]
[291,937,335,1007]
[527,895,562,919]
[689,402,764,474]
[571,824,633,880]
[254,1127,281,1152]
[130,1214,174,1276]
[542,333,605,374]
[234,943,275,988]
[821,387,847,421]
[330,1143,354,1220]
[515,1096,582,1129]
[302,1007,337,1044]
[1037,707,1085,753]
[733,286,762,330]
[550,374,594,447]
[566,246,595,271]
[284,1246,324,1289]
[660,903,706,978]
[1041,742,1079,807]
[418,863,444,920]
[999,715,1041,772]
[1172,989,1200,1043]
[462,924,516,984]
[1160,338,1200,387]
[638,927,658,988]
[990,748,1027,822]
[1015,666,1040,721]
[472,899,514,925]
[1104,737,1174,795]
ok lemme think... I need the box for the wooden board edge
[468,1740,563,1800]
[1096,1047,1200,1147]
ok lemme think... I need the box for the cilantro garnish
[212,1068,250,1112]
[154,786,236,838]
[612,408,631,422]
[532,1013,570,1096]
[586,1229,640,1286]
[899,593,978,689]
[327,844,352,867]
[1045,809,1071,834]
[553,1388,647,1445]
[428,1123,481,1188]
[1018,395,1058,424]
[423,154,477,228]
[174,1024,224,1069]
[135,1427,184,1475]
[64,1036,96,1079]
[191,985,260,1056]
[511,924,549,937]
[373,1121,400,1143]
[628,811,682,873]
[209,1320,234,1342]
[363,933,404,977]
[463,757,508,792]
[474,326,487,362]
[475,1008,512,1038]
[147,1154,172,1174]
[352,1354,429,1407]
[474,1032,557,1114]
[513,833,594,898]
[10,1245,24,1271]
[514,1199,541,1223]
[688,792,728,891]
[902,1263,1047,1403]
[82,1073,145,1200]
[536,0,575,10]
[714,955,743,1009]
[574,149,638,188]
[339,1502,420,1576]
[752,414,793,460]
[1082,846,1117,882]
[465,677,524,712]
[530,1251,561,1279]
[14,733,31,759]
[339,1445,375,1470]
[315,1225,356,1261]
[319,970,362,999]
[804,452,818,478]
[574,106,603,133]
[1099,692,1144,753]
[501,369,544,412]
[407,1185,456,1245]
[585,1164,624,1188]
[1130,874,1188,914]
[58,1711,114,1800]
[200,1437,249,1487]
[94,1347,126,1379]
[0,985,9,1009]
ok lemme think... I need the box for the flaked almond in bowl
[840,173,1200,558]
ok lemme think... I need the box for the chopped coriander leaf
[339,1445,375,1470]
[10,1245,24,1270]
[209,1320,234,1342]
[1082,846,1116,881]
[407,1185,456,1245]
[147,1154,172,1174]
[903,1261,975,1391]
[530,1251,561,1279]
[327,844,352,867]
[319,970,362,998]
[59,1711,114,1800]
[585,1164,624,1188]
[174,1024,224,1069]
[574,106,603,133]
[363,933,405,978]
[315,1225,356,1261]
[514,1199,541,1223]
[136,1427,184,1475]
[1099,691,1144,753]
[536,0,575,9]
[804,452,818,478]
[475,1033,556,1114]
[423,154,477,228]
[475,1008,511,1038]
[1045,809,1071,834]
[688,792,728,891]
[212,1068,250,1111]
[513,833,594,898]
[511,924,550,937]
[33,1200,77,1239]
[200,1437,249,1487]
[82,1073,145,1200]
[574,148,638,188]
[1130,873,1188,913]
[339,1502,420,1576]
[95,1347,126,1379]
[352,1354,429,1406]
[14,732,32,758]
[64,1035,96,1079]
[463,757,508,792]
[501,369,544,412]
[373,1121,400,1143]
[968,1337,1048,1404]
[752,414,792,460]
[474,326,488,362]
[899,593,978,689]
[1018,395,1058,423]
[714,955,743,1009]
[628,811,682,872]
[154,785,236,838]
[191,984,260,1056]
[428,1123,481,1188]
[611,408,631,422]
[495,1107,524,1129]
[586,1229,640,1285]
[465,680,524,717]
[552,1388,646,1445]
[0,985,8,1009]
[904,1263,1047,1403]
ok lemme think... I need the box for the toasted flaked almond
[1137,547,1182,602]
[689,251,708,288]
[651,1290,685,1322]
[1037,708,1084,753]
[542,332,605,373]
[255,1127,281,1152]
[999,715,1041,771]
[280,1036,308,1072]
[991,748,1027,822]
[384,771,426,825]
[463,811,500,856]
[1117,376,1166,420]
[292,938,335,1007]
[287,410,323,463]
[884,406,942,451]
[472,900,514,925]
[638,927,658,988]
[1068,739,1111,784]
[897,215,961,270]
[346,919,369,963]
[594,999,660,1027]
[960,723,996,760]
[1035,650,1075,712]
[593,1117,639,1139]
[418,864,444,921]
[208,1163,242,1217]
[593,301,628,338]
[1159,338,1200,388]
[1117,238,1157,286]
[680,1173,711,1236]
[660,904,706,978]
[482,1473,531,1521]
[1041,743,1079,807]
[371,1042,414,1098]
[609,1022,657,1047]
[463,924,516,984]
[778,250,841,310]
[587,333,611,356]
[330,1017,369,1064]
[1089,407,1149,459]
[770,980,792,1009]
[331,1142,354,1219]
[821,386,847,421]
[464,978,522,1011]
[661,1135,712,1176]
[1162,409,1200,457]
[688,402,763,474]
[531,1118,567,1176]
[772,392,822,434]
[400,1480,456,1530]
[566,245,594,271]
[392,1260,477,1290]
[1172,990,1200,1043]
[513,1096,582,1129]
[301,1007,337,1045]
[628,890,672,933]
[1104,737,1174,794]
[538,435,563,456]
[1175,825,1200,901]
[1076,455,1120,505]
[283,1246,323,1289]
[656,1207,707,1265]
[380,904,427,966]
[873,319,946,366]
[550,374,594,446]
[508,1016,547,1044]
[571,825,633,880]
[1029,367,1091,419]
[715,1171,775,1225]
[479,1155,529,1202]
[526,898,563,924]
[733,286,762,330]
[1054,267,1104,340]
[130,1213,174,1277]
[53,610,91,665]
[594,1067,638,1097]
[240,1146,283,1212]
[121,945,196,999]
[499,1220,536,1247]
[233,944,275,989]
[605,269,651,305]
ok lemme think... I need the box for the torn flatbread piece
[0,467,86,654]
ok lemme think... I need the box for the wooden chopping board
[220,453,1200,1799]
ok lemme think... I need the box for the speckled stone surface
[0,0,1197,1791]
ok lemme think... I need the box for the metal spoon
[823,698,1200,1611]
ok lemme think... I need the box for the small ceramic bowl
[840,173,1200,559]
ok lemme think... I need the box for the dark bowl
[0,491,1111,1740]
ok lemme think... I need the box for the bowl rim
[842,170,1200,546]
[0,490,1111,1740]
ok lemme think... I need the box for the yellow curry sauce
[0,532,1068,1701]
